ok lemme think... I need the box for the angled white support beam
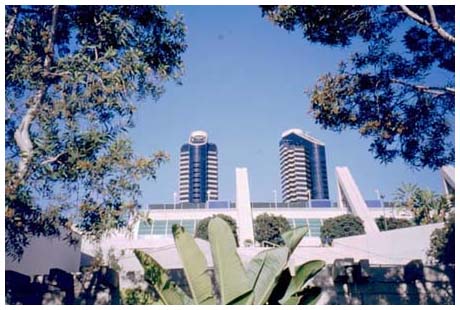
[440,165,455,196]
[235,167,255,245]
[335,166,380,234]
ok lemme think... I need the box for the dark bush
[428,212,454,265]
[121,287,155,305]
[375,216,413,231]
[254,213,291,246]
[320,214,365,241]
[195,214,238,246]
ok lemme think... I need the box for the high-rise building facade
[179,130,218,203]
[279,129,329,202]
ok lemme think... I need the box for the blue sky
[129,6,446,204]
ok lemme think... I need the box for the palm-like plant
[134,217,325,305]
[393,183,452,225]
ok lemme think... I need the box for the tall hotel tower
[279,129,329,202]
[179,131,218,203]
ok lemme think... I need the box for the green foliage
[5,5,187,260]
[134,249,193,305]
[428,212,455,265]
[393,183,453,225]
[195,214,238,246]
[375,216,413,231]
[121,287,157,305]
[173,225,216,305]
[261,5,454,169]
[90,246,123,272]
[135,219,325,305]
[320,214,365,240]
[208,218,252,304]
[254,213,291,246]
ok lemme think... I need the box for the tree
[375,216,413,231]
[427,212,454,265]
[135,218,325,305]
[122,287,157,305]
[253,213,291,246]
[195,214,239,246]
[261,6,454,169]
[5,5,187,260]
[393,183,453,225]
[320,214,365,241]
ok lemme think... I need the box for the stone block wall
[312,260,454,305]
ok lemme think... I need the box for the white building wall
[6,232,82,277]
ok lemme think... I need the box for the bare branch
[400,5,455,43]
[427,6,455,43]
[390,78,455,96]
[41,152,66,165]
[11,6,60,193]
[5,6,19,40]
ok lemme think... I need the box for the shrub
[375,216,413,231]
[254,213,291,246]
[320,214,365,241]
[428,212,454,265]
[195,214,238,246]
[121,287,156,305]
[135,218,325,305]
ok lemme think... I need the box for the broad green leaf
[172,225,216,305]
[227,289,254,305]
[208,217,251,304]
[281,225,308,255]
[246,247,289,305]
[279,260,325,304]
[133,249,193,305]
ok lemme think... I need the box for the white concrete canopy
[235,167,255,244]
[441,165,455,196]
[335,166,380,234]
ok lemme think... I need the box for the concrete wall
[6,232,82,277]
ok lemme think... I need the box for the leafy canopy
[195,214,239,246]
[427,212,454,265]
[320,214,365,240]
[261,5,454,169]
[375,216,413,232]
[5,5,187,260]
[393,183,453,225]
[253,213,291,246]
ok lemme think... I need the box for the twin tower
[179,129,329,203]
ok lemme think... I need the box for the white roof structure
[189,130,208,145]
[440,165,455,195]
[81,222,443,289]
[281,128,325,146]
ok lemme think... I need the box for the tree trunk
[11,5,59,193]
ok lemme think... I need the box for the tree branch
[390,78,455,96]
[5,6,19,40]
[427,6,455,43]
[400,5,455,43]
[11,5,59,193]
[41,152,66,165]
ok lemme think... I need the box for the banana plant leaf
[281,226,309,255]
[246,247,289,305]
[208,217,252,304]
[172,225,216,305]
[279,260,325,305]
[134,249,193,305]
